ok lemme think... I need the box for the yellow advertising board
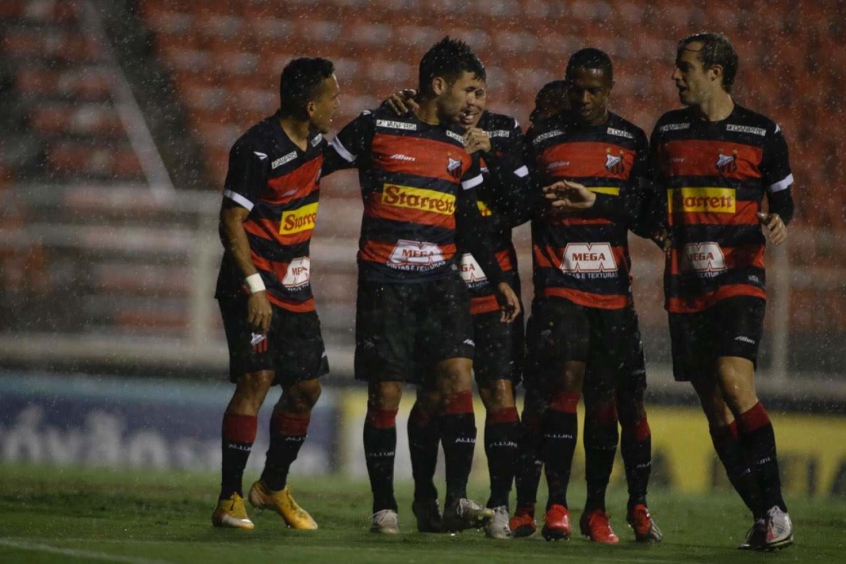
[339,390,846,498]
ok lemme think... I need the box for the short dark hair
[531,80,568,123]
[565,48,613,83]
[677,32,738,93]
[279,57,335,120]
[418,36,486,95]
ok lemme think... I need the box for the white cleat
[370,509,400,534]
[442,498,495,532]
[761,506,793,551]
[485,506,513,539]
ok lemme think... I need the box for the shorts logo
[463,339,475,347]
[668,187,736,214]
[279,202,319,235]
[605,148,625,174]
[734,335,756,345]
[251,332,268,353]
[682,242,727,273]
[389,239,445,267]
[561,243,617,273]
[282,256,310,289]
[716,150,738,174]
[459,253,487,284]
[381,184,456,215]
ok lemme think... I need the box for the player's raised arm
[322,111,375,176]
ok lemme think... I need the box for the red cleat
[541,504,571,541]
[627,503,663,543]
[509,506,537,538]
[579,508,619,544]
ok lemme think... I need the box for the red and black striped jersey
[459,110,530,315]
[527,112,649,310]
[649,105,794,313]
[215,113,326,313]
[323,107,485,284]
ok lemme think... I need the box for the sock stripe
[366,407,398,429]
[709,420,739,447]
[444,391,474,415]
[738,402,771,434]
[549,391,580,414]
[222,413,258,444]
[627,414,651,442]
[487,406,519,425]
[272,413,311,436]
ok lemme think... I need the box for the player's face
[531,87,568,124]
[673,43,717,107]
[310,74,341,134]
[567,67,612,126]
[456,83,487,130]
[438,71,486,124]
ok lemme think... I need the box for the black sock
[441,391,476,504]
[408,401,440,502]
[515,401,545,511]
[364,406,399,513]
[620,414,652,510]
[738,402,787,513]
[543,391,580,509]
[261,412,310,491]
[584,401,618,513]
[710,420,763,518]
[220,413,257,499]
[484,407,519,509]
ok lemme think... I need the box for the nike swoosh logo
[254,151,268,160]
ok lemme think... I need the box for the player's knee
[231,371,275,413]
[414,388,441,416]
[284,379,322,413]
[369,381,402,411]
[479,379,515,411]
[435,358,473,395]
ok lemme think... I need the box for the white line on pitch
[0,539,174,564]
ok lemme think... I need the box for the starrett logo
[668,188,736,214]
[279,202,319,234]
[381,184,456,215]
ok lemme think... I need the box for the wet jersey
[323,106,486,284]
[527,112,649,310]
[650,105,794,313]
[215,113,325,313]
[459,110,529,315]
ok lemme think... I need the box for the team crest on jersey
[447,157,462,179]
[605,149,625,174]
[716,150,738,174]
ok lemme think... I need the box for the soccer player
[322,37,521,534]
[211,58,340,531]
[648,33,794,550]
[384,78,533,539]
[523,48,662,543]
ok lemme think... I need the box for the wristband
[245,273,265,294]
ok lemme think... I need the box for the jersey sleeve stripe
[768,173,793,193]
[461,174,483,190]
[513,165,529,178]
[223,189,254,211]
[331,137,356,163]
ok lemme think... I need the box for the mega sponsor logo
[681,242,727,273]
[282,256,311,288]
[668,187,736,214]
[459,253,487,284]
[279,202,319,235]
[388,239,445,268]
[381,184,456,216]
[561,243,618,273]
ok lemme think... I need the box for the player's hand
[385,89,418,115]
[543,180,596,211]
[464,127,491,154]
[495,282,521,324]
[247,291,272,334]
[652,227,672,257]
[758,212,787,245]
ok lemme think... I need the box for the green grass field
[0,464,841,563]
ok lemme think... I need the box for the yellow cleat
[212,493,255,530]
[248,480,318,530]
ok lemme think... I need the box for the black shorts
[669,296,765,382]
[354,273,474,384]
[472,309,524,386]
[525,298,645,395]
[218,296,329,387]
